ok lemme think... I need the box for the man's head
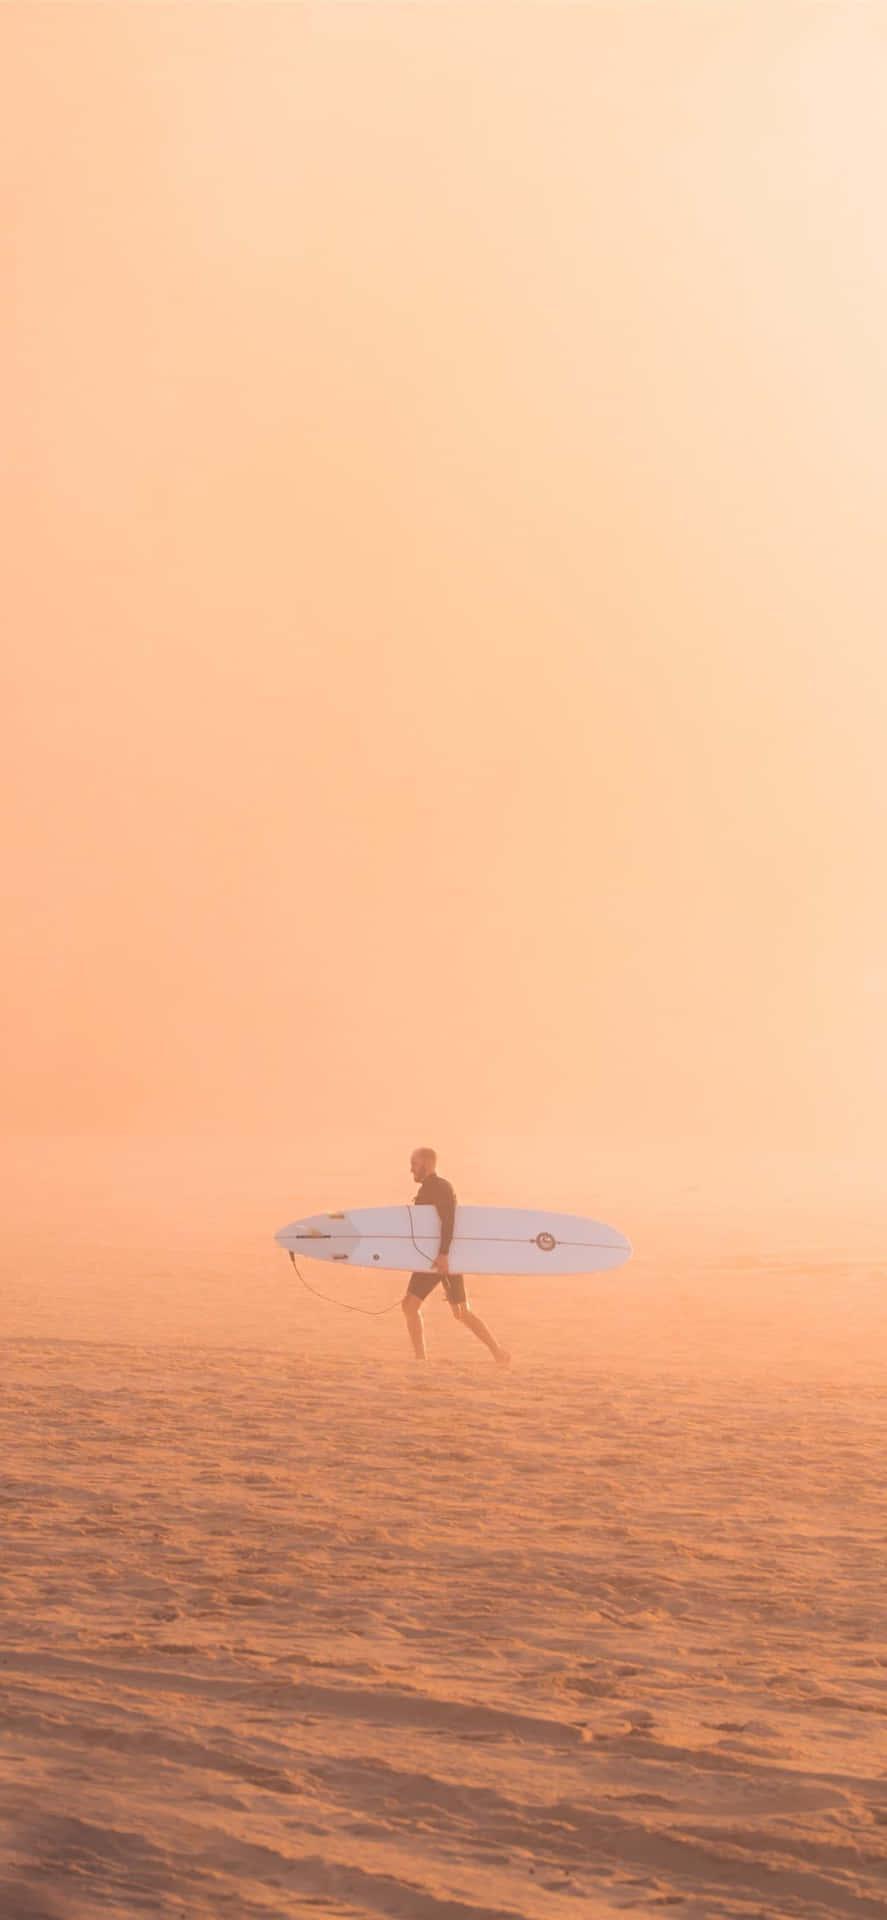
[410,1146,437,1184]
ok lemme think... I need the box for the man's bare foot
[494,1347,511,1367]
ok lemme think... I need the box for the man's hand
[431,1253,449,1276]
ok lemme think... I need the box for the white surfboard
[275,1204,631,1276]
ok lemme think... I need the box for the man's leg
[402,1294,426,1359]
[448,1284,510,1366]
[402,1276,432,1360]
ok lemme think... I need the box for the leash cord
[287,1251,405,1316]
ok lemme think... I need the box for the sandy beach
[3,1168,887,1920]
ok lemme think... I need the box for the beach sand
[2,1152,887,1918]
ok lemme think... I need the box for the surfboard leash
[287,1251,404,1316]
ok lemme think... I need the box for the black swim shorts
[407,1270,467,1306]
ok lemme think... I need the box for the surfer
[402,1148,510,1365]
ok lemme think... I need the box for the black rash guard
[413,1173,456,1256]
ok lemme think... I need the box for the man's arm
[431,1177,455,1271]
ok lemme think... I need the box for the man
[402,1147,510,1365]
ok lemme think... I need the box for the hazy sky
[3,3,885,1169]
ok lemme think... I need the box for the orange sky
[3,4,886,1178]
